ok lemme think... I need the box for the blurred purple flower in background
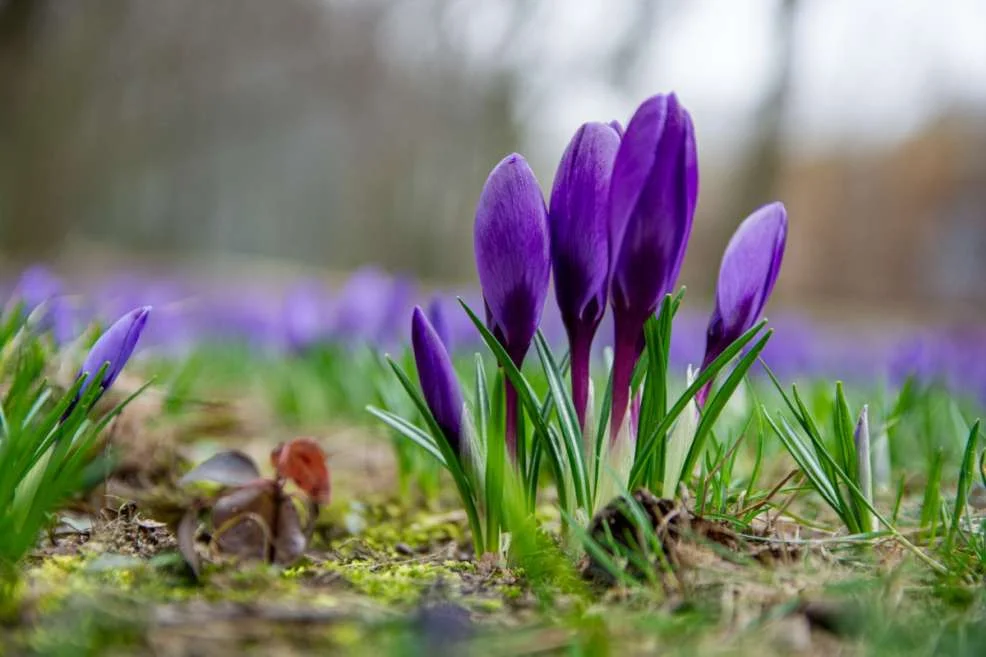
[11,265,84,344]
[282,281,332,353]
[426,296,451,350]
[14,265,63,311]
[607,93,698,438]
[331,267,414,349]
[5,258,986,412]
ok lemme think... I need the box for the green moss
[324,498,467,554]
[323,559,455,606]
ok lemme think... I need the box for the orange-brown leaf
[271,438,330,504]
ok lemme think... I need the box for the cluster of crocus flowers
[412,90,788,479]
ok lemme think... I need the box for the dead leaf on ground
[212,483,278,560]
[271,438,331,504]
[180,450,263,488]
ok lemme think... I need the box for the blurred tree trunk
[734,0,798,215]
[0,0,59,258]
[0,2,128,262]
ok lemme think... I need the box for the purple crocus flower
[75,306,152,405]
[698,202,787,405]
[412,306,466,457]
[548,122,620,429]
[608,93,698,438]
[474,153,550,455]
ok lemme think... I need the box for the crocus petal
[78,306,152,397]
[474,153,551,366]
[702,202,787,371]
[412,306,466,457]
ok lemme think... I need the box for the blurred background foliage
[1,0,985,321]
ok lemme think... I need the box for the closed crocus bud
[549,122,621,429]
[608,93,698,438]
[698,202,787,404]
[76,306,152,402]
[854,405,874,531]
[412,306,466,458]
[475,153,551,365]
[474,153,550,455]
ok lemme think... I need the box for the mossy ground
[4,381,986,657]
[7,489,986,657]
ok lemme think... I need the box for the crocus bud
[608,93,698,438]
[474,153,550,455]
[698,202,787,404]
[474,153,551,366]
[549,122,620,429]
[76,306,152,401]
[412,306,466,458]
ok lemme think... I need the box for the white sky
[508,0,986,159]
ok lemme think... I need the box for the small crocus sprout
[76,305,152,401]
[855,404,874,532]
[663,366,700,498]
[474,153,551,454]
[698,202,787,405]
[608,93,698,438]
[412,306,466,459]
[549,122,621,429]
